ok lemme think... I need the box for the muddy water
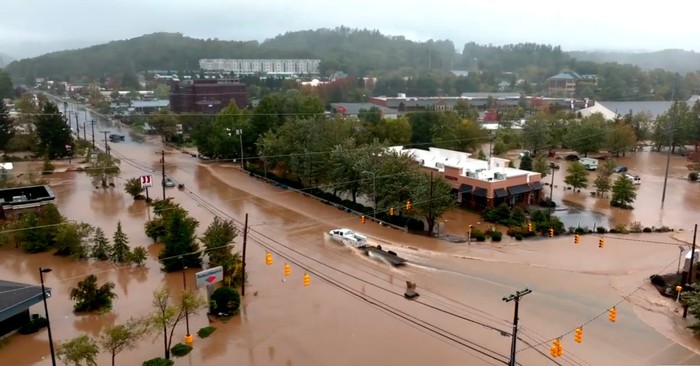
[2,99,700,365]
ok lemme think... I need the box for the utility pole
[179,256,191,343]
[428,171,434,235]
[161,150,166,200]
[503,288,532,366]
[236,129,244,169]
[90,120,96,148]
[684,224,697,318]
[73,114,80,139]
[662,89,677,208]
[549,164,556,214]
[241,213,249,297]
[103,131,109,156]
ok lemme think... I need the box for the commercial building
[391,146,543,209]
[0,280,49,338]
[547,72,598,97]
[0,185,56,219]
[169,79,247,114]
[330,103,398,119]
[199,59,321,75]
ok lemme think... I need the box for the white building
[199,59,321,75]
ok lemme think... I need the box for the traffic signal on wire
[609,307,616,322]
[361,215,366,224]
[599,237,605,248]
[527,222,533,232]
[574,234,580,244]
[405,200,412,210]
[574,327,582,343]
[303,273,310,287]
[389,207,395,216]
[284,263,290,277]
[549,228,554,237]
[550,339,562,357]
[265,252,273,266]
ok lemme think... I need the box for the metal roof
[0,280,47,322]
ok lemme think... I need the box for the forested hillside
[569,49,700,74]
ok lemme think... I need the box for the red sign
[207,275,217,284]
[140,175,153,187]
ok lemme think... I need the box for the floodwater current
[1,99,700,365]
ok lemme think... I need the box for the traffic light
[303,273,310,287]
[284,263,290,277]
[599,237,605,248]
[609,307,616,322]
[527,222,533,232]
[574,234,580,244]
[549,228,554,237]
[574,327,582,343]
[405,200,412,210]
[265,252,273,266]
[361,215,366,224]
[389,207,395,216]
[550,339,562,358]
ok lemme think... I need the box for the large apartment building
[391,146,543,209]
[199,59,321,75]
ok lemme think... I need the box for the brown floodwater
[2,100,700,365]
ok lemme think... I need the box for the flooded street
[2,99,700,365]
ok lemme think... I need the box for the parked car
[612,166,628,173]
[519,150,532,158]
[625,173,641,185]
[162,177,176,187]
[565,154,579,161]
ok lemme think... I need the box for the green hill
[569,49,700,74]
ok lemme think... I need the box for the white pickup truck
[328,229,368,248]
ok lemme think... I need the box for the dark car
[612,166,628,173]
[565,154,579,161]
[109,134,125,142]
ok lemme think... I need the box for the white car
[328,229,368,248]
[625,173,641,185]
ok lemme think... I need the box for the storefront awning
[508,184,532,195]
[494,188,508,198]
[473,188,487,197]
[530,181,543,191]
[459,184,473,193]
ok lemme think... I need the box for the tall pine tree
[0,99,15,151]
[91,227,112,261]
[34,101,73,159]
[159,209,201,271]
[110,221,131,264]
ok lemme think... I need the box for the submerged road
[40,96,700,365]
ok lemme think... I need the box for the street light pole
[549,163,555,214]
[679,245,686,274]
[503,288,532,366]
[362,171,376,218]
[39,267,56,366]
[236,129,244,170]
[90,120,96,149]
[180,256,192,344]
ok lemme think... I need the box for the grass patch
[171,343,193,357]
[197,326,216,338]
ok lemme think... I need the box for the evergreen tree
[159,209,200,271]
[129,246,148,266]
[519,154,533,171]
[564,162,589,190]
[0,100,15,151]
[34,102,73,159]
[200,217,238,274]
[91,228,112,261]
[110,221,131,264]
[611,175,637,208]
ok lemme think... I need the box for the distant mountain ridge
[569,49,700,73]
[0,53,14,68]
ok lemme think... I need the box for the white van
[579,157,598,171]
[625,173,641,185]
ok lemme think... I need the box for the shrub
[515,235,523,241]
[574,227,586,234]
[18,316,48,334]
[142,358,174,366]
[170,343,192,358]
[609,228,618,234]
[210,286,241,316]
[475,232,487,242]
[614,224,629,234]
[539,198,556,208]
[657,226,672,233]
[690,172,699,181]
[197,326,217,338]
[643,227,652,233]
[491,231,503,242]
[596,226,607,234]
[629,221,643,233]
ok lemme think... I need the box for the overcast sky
[2,0,699,59]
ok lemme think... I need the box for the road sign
[195,266,223,288]
[140,175,153,187]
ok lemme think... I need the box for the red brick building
[169,79,247,114]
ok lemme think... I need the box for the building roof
[578,103,617,120]
[451,70,470,77]
[0,185,55,210]
[460,92,521,99]
[0,280,47,322]
[597,101,674,119]
[330,103,397,116]
[548,72,582,80]
[390,146,540,182]
[131,100,170,108]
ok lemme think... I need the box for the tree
[681,283,700,333]
[431,112,485,152]
[54,222,93,259]
[69,274,117,312]
[374,117,412,145]
[124,177,145,199]
[56,335,99,366]
[593,173,611,196]
[148,287,205,360]
[0,99,15,151]
[129,246,148,266]
[611,175,636,208]
[564,113,608,156]
[564,162,589,190]
[408,172,454,235]
[200,217,238,273]
[85,151,120,188]
[519,154,533,171]
[521,117,551,155]
[148,109,179,141]
[607,123,637,156]
[99,318,146,366]
[34,102,73,159]
[159,209,201,271]
[91,228,112,260]
[110,221,131,264]
[154,84,170,99]
[532,153,551,178]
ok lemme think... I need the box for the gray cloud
[2,0,699,59]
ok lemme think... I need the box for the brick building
[391,147,543,209]
[169,79,247,114]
